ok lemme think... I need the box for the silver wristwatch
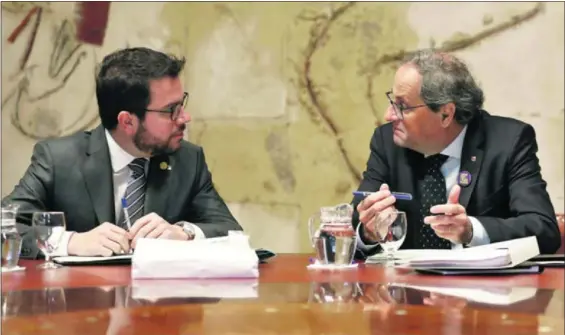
[175,221,195,240]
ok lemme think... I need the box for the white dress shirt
[357,125,491,251]
[51,130,205,256]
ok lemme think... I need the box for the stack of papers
[407,248,511,268]
[367,249,457,264]
[367,236,540,269]
[131,234,259,279]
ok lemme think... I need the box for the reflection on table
[1,280,558,318]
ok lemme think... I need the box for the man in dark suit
[353,49,560,257]
[2,47,242,259]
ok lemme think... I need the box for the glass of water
[308,203,356,268]
[1,203,23,272]
[373,211,407,267]
[32,212,66,269]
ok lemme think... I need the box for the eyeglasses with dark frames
[385,91,427,120]
[145,92,189,121]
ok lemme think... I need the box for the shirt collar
[440,125,468,160]
[105,129,140,172]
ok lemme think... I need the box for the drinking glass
[372,211,407,267]
[308,203,356,267]
[1,203,23,272]
[32,212,66,269]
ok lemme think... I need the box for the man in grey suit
[2,47,242,259]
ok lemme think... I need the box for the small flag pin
[471,156,476,162]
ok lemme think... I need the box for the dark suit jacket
[353,111,560,256]
[2,125,242,259]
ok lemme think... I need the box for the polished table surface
[2,254,564,334]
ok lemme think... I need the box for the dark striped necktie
[118,158,147,229]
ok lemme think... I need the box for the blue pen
[352,191,413,201]
[121,198,132,231]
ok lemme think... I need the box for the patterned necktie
[118,158,147,229]
[416,154,452,249]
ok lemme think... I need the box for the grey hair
[403,49,484,125]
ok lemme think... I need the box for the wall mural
[295,2,544,184]
[2,2,109,140]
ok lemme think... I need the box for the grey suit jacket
[2,125,242,259]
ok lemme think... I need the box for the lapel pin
[160,162,169,171]
[471,156,476,162]
[458,171,472,187]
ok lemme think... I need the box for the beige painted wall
[2,2,563,253]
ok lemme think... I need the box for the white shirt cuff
[190,223,206,239]
[49,231,75,257]
[466,216,491,247]
[355,221,379,251]
[452,216,490,249]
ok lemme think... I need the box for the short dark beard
[133,123,177,156]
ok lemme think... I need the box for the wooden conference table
[1,254,564,334]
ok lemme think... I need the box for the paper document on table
[53,254,132,265]
[369,236,539,269]
[407,248,512,268]
[366,249,454,264]
[393,283,538,306]
[131,234,259,279]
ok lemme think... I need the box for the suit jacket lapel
[397,148,421,198]
[83,125,115,224]
[143,154,173,216]
[458,114,486,208]
[398,148,423,248]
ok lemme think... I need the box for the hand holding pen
[66,222,130,257]
[57,200,131,257]
[354,183,399,243]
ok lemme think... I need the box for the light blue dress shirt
[357,125,491,251]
